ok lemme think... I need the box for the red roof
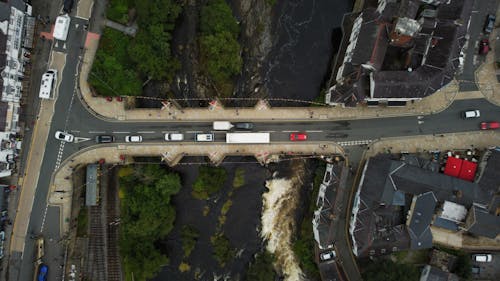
[444,157,477,182]
[444,157,462,177]
[459,160,477,182]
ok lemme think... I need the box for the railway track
[106,167,122,281]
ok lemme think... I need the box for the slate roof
[421,265,460,281]
[466,205,500,239]
[407,192,437,249]
[0,102,8,131]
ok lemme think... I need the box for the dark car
[38,264,48,281]
[234,122,254,130]
[63,0,74,13]
[484,14,496,33]
[479,39,489,55]
[95,135,115,143]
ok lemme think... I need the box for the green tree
[192,166,227,199]
[181,225,199,258]
[362,259,419,281]
[245,251,277,281]
[211,234,235,266]
[200,0,239,36]
[200,31,242,81]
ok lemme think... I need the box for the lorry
[226,133,270,144]
[39,70,57,99]
[53,14,70,41]
[213,121,234,130]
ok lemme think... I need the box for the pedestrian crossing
[54,142,65,170]
[337,139,373,147]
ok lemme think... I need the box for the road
[10,4,500,281]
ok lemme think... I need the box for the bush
[181,225,199,258]
[232,167,245,188]
[211,234,235,267]
[362,259,419,281]
[192,166,227,199]
[245,251,277,281]
[76,207,88,237]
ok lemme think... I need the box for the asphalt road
[13,6,500,281]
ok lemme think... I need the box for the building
[420,265,459,281]
[349,149,500,257]
[326,0,473,106]
[0,0,34,177]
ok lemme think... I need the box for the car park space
[472,253,500,280]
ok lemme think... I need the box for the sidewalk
[79,33,465,122]
[476,26,500,106]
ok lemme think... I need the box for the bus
[39,70,57,99]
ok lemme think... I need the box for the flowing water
[261,161,307,281]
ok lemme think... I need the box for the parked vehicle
[39,70,57,99]
[225,133,270,144]
[63,0,74,13]
[479,39,490,55]
[37,264,48,281]
[164,133,184,141]
[196,133,214,142]
[484,14,496,33]
[480,121,500,130]
[462,110,480,119]
[95,135,115,143]
[53,14,70,41]
[234,122,254,130]
[125,135,142,143]
[213,121,234,130]
[473,254,492,262]
[320,250,336,261]
[290,132,307,141]
[54,131,74,142]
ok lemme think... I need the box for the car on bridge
[480,121,500,130]
[290,132,307,141]
[54,131,74,142]
[95,135,115,143]
[125,135,143,143]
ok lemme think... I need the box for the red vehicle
[479,39,489,55]
[290,132,307,141]
[480,121,500,130]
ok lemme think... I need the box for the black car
[95,135,115,143]
[63,0,74,13]
[484,14,496,33]
[234,122,254,130]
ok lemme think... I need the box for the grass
[392,249,430,264]
[76,207,88,237]
[232,168,245,188]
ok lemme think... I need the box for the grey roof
[0,102,8,131]
[466,205,500,239]
[421,265,459,281]
[478,150,500,198]
[0,1,10,22]
[407,192,437,249]
[433,217,459,231]
[85,164,98,206]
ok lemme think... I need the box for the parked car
[164,133,184,141]
[125,135,142,143]
[234,122,254,130]
[38,264,48,281]
[290,132,307,141]
[54,131,74,142]
[196,133,214,142]
[95,135,115,143]
[473,254,492,262]
[320,250,336,261]
[484,14,496,33]
[480,121,500,130]
[462,110,480,119]
[479,39,490,55]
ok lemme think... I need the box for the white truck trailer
[226,133,270,144]
[213,121,234,130]
[53,14,70,41]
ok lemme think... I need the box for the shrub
[211,234,234,267]
[192,166,227,199]
[181,225,199,258]
[232,167,245,188]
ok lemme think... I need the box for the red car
[479,39,490,55]
[290,132,307,141]
[480,121,500,130]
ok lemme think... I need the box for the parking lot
[472,253,500,280]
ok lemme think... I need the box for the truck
[213,121,234,130]
[53,14,70,41]
[226,133,270,144]
[39,70,57,99]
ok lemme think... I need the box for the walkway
[104,19,137,37]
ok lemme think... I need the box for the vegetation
[76,207,88,237]
[392,249,430,264]
[245,250,277,281]
[199,0,242,97]
[210,234,235,267]
[434,246,472,280]
[362,259,419,281]
[90,0,181,97]
[119,164,182,281]
[232,167,245,188]
[178,262,191,272]
[292,164,325,279]
[192,166,227,199]
[181,225,199,258]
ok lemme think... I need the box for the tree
[200,0,240,36]
[211,234,235,266]
[245,251,277,281]
[200,31,242,81]
[181,225,199,258]
[192,166,227,199]
[362,259,419,281]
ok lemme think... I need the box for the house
[420,265,459,281]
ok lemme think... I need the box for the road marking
[40,205,49,232]
[89,131,105,134]
[70,130,80,133]
[186,131,200,133]
[137,131,155,134]
[281,130,295,133]
[259,131,275,133]
[337,139,373,147]
[113,131,130,134]
[306,130,323,133]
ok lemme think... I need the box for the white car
[125,135,142,143]
[320,250,336,261]
[473,254,492,262]
[55,131,74,142]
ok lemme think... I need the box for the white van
[463,110,480,119]
[164,133,184,141]
[53,14,70,41]
[196,133,214,142]
[39,70,57,99]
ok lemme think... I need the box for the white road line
[113,131,130,134]
[259,131,275,133]
[89,131,105,134]
[186,131,200,133]
[281,130,295,133]
[137,131,155,134]
[306,130,323,133]
[40,205,49,232]
[70,130,80,133]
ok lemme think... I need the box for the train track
[106,167,122,281]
